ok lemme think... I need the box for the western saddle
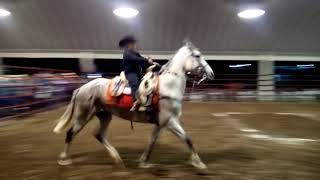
[106,65,159,111]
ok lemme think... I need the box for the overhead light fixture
[229,64,252,68]
[296,64,315,68]
[113,7,139,18]
[238,9,265,19]
[0,8,11,17]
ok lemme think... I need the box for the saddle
[105,71,159,111]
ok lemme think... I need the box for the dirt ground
[0,102,319,180]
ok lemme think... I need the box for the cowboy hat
[118,35,137,48]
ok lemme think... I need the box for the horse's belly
[104,106,158,124]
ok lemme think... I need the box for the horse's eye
[193,54,200,58]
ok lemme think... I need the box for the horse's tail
[53,88,80,134]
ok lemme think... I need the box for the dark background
[2,58,320,89]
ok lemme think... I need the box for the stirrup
[138,106,147,111]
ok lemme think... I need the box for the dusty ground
[0,102,319,180]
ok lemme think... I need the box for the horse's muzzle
[206,71,215,80]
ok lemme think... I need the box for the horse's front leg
[167,119,207,169]
[139,125,162,168]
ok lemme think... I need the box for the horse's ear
[183,38,195,49]
[183,38,191,45]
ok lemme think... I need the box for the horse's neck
[169,48,189,73]
[158,47,188,100]
[161,47,188,75]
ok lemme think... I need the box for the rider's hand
[147,57,153,64]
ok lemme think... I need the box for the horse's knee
[65,128,73,143]
[94,133,103,143]
[185,136,195,150]
[96,111,105,119]
[96,111,111,120]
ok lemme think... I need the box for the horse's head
[182,41,214,80]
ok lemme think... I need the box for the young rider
[119,35,153,111]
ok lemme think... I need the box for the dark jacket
[122,48,149,74]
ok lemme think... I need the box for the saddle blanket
[105,93,159,110]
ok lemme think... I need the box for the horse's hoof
[139,162,156,169]
[57,158,73,166]
[115,161,125,168]
[114,158,123,164]
[112,156,124,166]
[191,162,207,170]
[189,160,207,169]
[189,154,207,169]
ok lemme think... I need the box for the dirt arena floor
[0,102,319,180]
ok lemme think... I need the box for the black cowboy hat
[118,35,137,48]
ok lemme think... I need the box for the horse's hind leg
[167,120,207,169]
[94,111,123,164]
[58,107,95,165]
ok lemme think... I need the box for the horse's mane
[158,47,182,75]
[159,56,178,75]
[159,61,170,74]
[159,45,190,75]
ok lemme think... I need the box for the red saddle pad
[105,77,159,110]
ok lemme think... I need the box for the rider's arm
[124,51,148,65]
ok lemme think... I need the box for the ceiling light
[238,9,265,19]
[113,8,139,18]
[229,64,252,68]
[0,8,11,17]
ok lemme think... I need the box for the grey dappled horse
[53,41,214,169]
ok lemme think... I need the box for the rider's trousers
[125,72,141,102]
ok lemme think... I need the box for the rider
[119,35,153,111]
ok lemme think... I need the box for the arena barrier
[0,66,319,120]
[183,73,320,102]
[102,72,320,102]
[0,67,83,120]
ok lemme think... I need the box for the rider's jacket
[122,48,148,75]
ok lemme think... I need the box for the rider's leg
[126,73,140,111]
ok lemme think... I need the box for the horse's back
[76,78,110,104]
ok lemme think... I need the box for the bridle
[159,51,210,85]
[187,52,211,84]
